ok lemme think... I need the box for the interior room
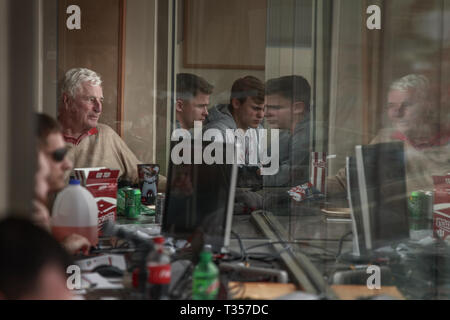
[1,0,450,302]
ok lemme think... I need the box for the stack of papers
[81,272,124,290]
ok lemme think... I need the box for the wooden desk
[228,282,297,300]
[331,285,405,300]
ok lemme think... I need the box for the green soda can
[408,191,426,230]
[125,189,141,220]
[117,187,132,216]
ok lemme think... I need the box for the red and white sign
[433,174,450,240]
[310,152,327,194]
[75,167,120,235]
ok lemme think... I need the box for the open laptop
[161,139,238,255]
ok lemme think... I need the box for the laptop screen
[355,141,410,250]
[161,140,237,254]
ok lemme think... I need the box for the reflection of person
[0,217,74,300]
[166,164,226,245]
[384,74,442,146]
[204,76,266,185]
[204,75,265,135]
[171,165,194,196]
[36,113,92,255]
[328,74,450,197]
[58,68,166,191]
[165,165,194,231]
[264,75,312,187]
[176,73,214,130]
[203,76,266,212]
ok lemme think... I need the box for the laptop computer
[161,139,238,255]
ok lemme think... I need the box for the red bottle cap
[153,236,165,245]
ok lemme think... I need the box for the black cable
[228,279,246,299]
[231,230,248,264]
[169,263,194,300]
[233,247,334,266]
[305,252,338,262]
[229,237,340,268]
[246,240,338,257]
[336,231,353,259]
[221,249,244,262]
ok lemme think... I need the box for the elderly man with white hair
[58,68,166,189]
[373,74,445,148]
[328,74,450,196]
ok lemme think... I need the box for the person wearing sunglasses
[35,113,91,255]
[37,113,73,193]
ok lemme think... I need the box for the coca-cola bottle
[147,236,171,300]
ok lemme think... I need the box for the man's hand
[62,233,92,255]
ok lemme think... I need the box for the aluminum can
[408,191,427,230]
[424,191,434,219]
[125,189,141,220]
[424,191,434,228]
[155,193,165,224]
[117,187,132,216]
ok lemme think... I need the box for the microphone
[102,221,154,250]
[102,221,154,299]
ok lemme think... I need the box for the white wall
[123,0,157,164]
[41,0,58,116]
[176,41,265,107]
[327,0,364,174]
[265,47,313,86]
[175,2,314,108]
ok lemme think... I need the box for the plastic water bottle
[51,179,99,246]
[192,244,219,300]
[147,236,171,300]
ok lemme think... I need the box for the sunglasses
[48,148,68,162]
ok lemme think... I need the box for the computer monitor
[345,155,367,258]
[161,139,238,254]
[341,142,410,263]
[355,141,410,251]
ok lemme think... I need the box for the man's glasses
[49,148,68,162]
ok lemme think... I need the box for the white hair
[389,74,430,102]
[60,68,102,100]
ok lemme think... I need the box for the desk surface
[250,208,450,300]
[111,207,354,299]
[95,204,450,300]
